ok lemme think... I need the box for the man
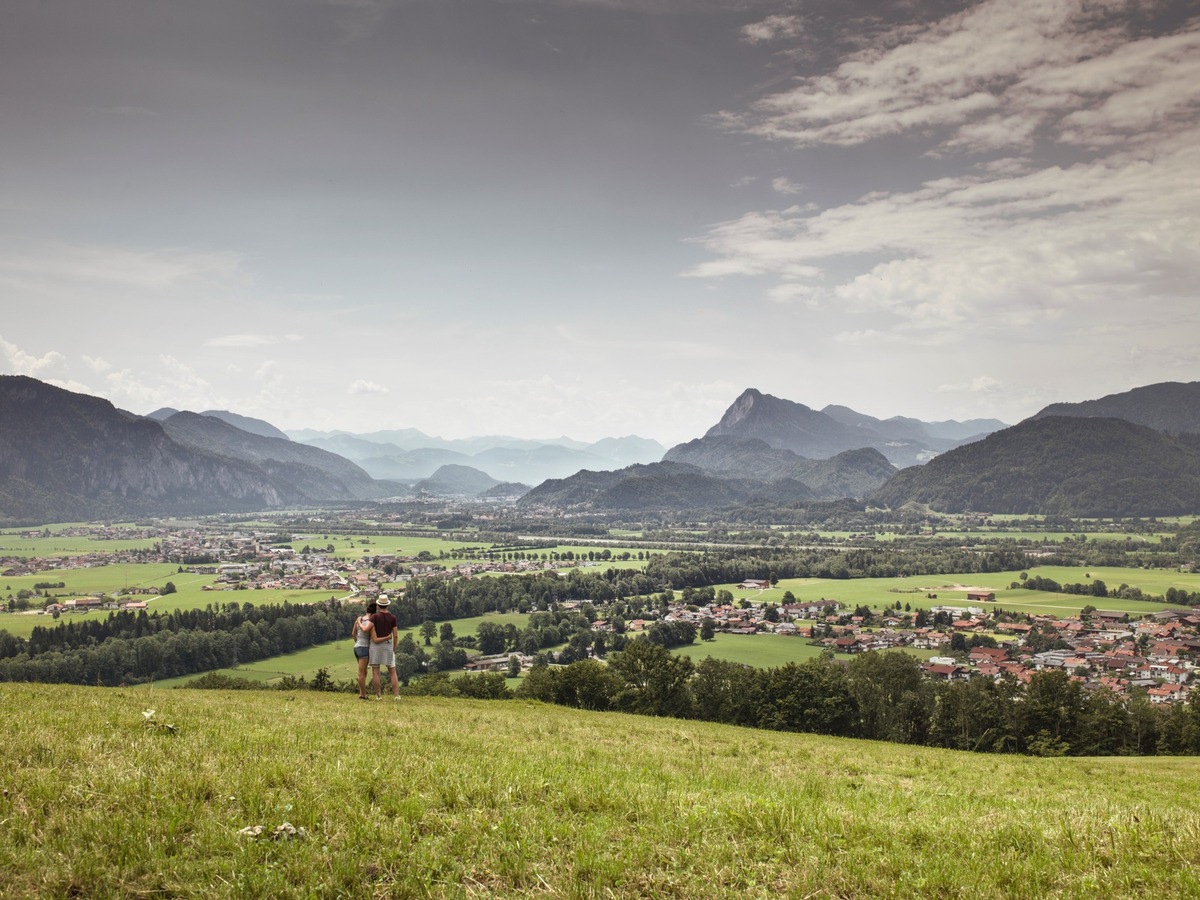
[368,594,401,701]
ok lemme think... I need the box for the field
[720,566,1200,618]
[670,633,939,669]
[0,527,159,557]
[4,684,1200,898]
[150,613,534,688]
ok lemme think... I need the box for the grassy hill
[4,685,1200,898]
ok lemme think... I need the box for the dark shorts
[354,645,369,660]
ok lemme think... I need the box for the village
[4,527,1197,704]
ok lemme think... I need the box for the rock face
[704,389,996,467]
[0,376,294,522]
[872,416,1200,516]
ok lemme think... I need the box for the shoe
[393,696,401,702]
[358,696,369,701]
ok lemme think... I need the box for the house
[922,662,970,682]
[738,579,771,591]
[966,591,996,603]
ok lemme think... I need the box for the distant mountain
[519,462,816,511]
[160,412,387,501]
[479,481,532,500]
[294,430,665,485]
[705,389,998,467]
[872,416,1200,516]
[921,418,1010,441]
[147,407,290,441]
[1029,381,1200,434]
[196,410,290,441]
[0,377,296,522]
[414,465,501,497]
[664,435,895,498]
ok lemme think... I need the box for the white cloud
[82,355,111,374]
[0,336,68,377]
[691,0,1200,349]
[937,376,1004,395]
[718,0,1200,153]
[741,14,804,45]
[205,333,303,349]
[0,243,243,293]
[348,379,389,395]
[771,177,805,195]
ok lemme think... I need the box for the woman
[351,601,377,699]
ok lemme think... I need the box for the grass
[723,567,1200,617]
[3,684,1200,898]
[150,613,535,688]
[671,634,938,668]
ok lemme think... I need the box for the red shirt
[369,610,397,640]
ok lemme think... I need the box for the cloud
[691,0,1200,348]
[0,243,243,293]
[0,336,68,377]
[771,177,805,195]
[348,379,389,395]
[205,333,303,349]
[937,376,1004,395]
[718,0,1200,153]
[82,355,111,374]
[741,14,804,44]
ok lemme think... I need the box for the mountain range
[3,375,1200,521]
[293,430,665,486]
[703,388,1002,467]
[873,415,1200,516]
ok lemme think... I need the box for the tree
[846,651,930,743]
[476,621,506,655]
[439,622,456,644]
[692,657,760,726]
[161,582,177,595]
[420,620,437,646]
[700,618,716,641]
[607,639,694,718]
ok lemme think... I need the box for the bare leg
[357,656,369,698]
[389,665,400,698]
[372,665,382,698]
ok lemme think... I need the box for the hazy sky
[2,0,1197,445]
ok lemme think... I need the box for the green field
[721,566,1199,618]
[671,633,939,669]
[0,529,160,557]
[4,684,1200,898]
[151,612,534,688]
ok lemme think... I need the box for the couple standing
[352,595,400,701]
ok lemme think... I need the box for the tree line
[0,600,357,686]
[473,643,1200,757]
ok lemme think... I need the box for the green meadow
[670,633,940,669]
[0,528,159,557]
[722,566,1200,617]
[4,684,1200,898]
[151,613,534,688]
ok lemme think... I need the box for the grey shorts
[353,645,369,660]
[369,642,395,668]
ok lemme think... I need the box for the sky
[1,0,1197,446]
